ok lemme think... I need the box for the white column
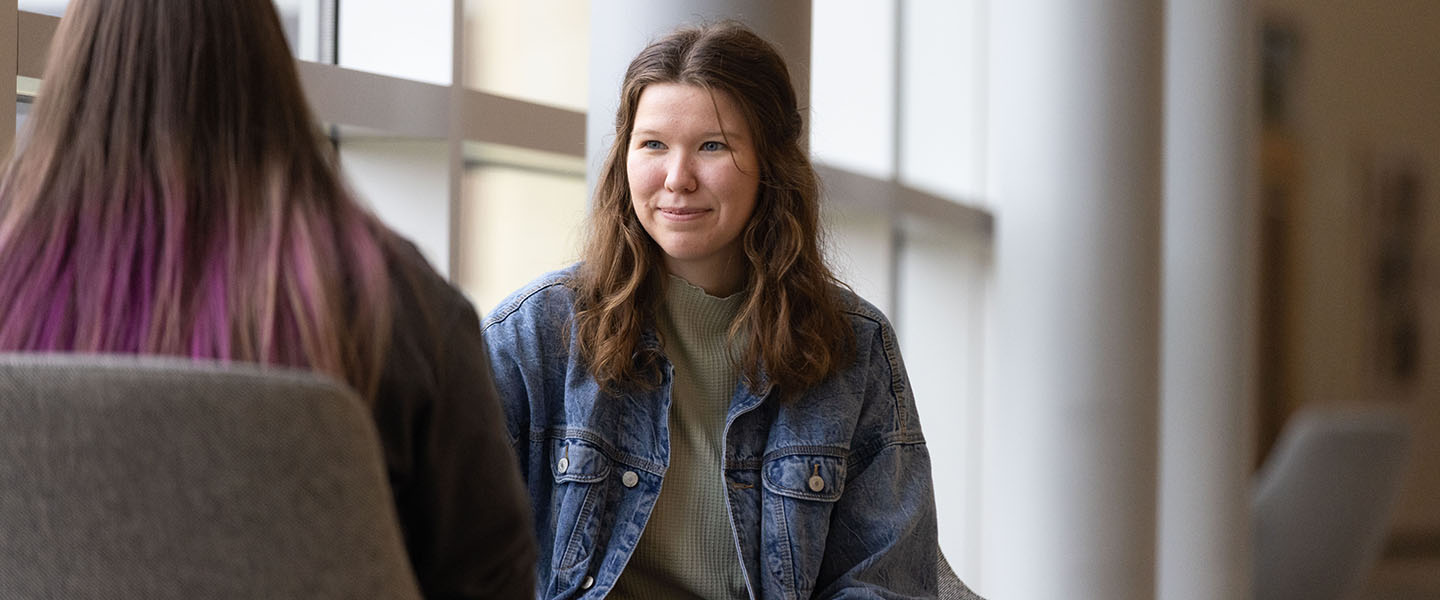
[586,0,810,189]
[983,2,1165,599]
[1158,1,1257,599]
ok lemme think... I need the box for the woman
[0,0,534,597]
[485,22,938,599]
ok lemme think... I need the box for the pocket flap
[550,437,611,483]
[761,451,846,502]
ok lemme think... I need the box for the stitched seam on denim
[842,308,908,436]
[541,426,666,475]
[760,444,848,462]
[559,482,598,571]
[771,495,798,600]
[846,435,927,475]
[481,275,575,331]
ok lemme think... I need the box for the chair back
[1252,404,1411,600]
[0,354,421,599]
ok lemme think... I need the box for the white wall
[459,164,587,313]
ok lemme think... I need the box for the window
[339,0,451,85]
[459,144,587,313]
[810,0,994,576]
[464,0,588,111]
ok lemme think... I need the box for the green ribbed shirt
[607,275,748,600]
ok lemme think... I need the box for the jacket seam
[723,436,923,474]
[482,276,575,332]
[539,426,667,475]
[842,307,909,436]
[846,433,927,474]
[760,444,848,462]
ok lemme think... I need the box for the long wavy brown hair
[573,22,853,398]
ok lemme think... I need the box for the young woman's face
[627,83,760,294]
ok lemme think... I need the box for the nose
[664,153,697,194]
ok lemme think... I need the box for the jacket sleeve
[404,301,538,600]
[813,319,940,599]
[479,307,535,486]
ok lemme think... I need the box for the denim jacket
[483,266,938,600]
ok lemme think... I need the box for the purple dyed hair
[0,0,394,399]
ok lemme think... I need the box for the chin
[655,241,706,261]
[660,250,708,263]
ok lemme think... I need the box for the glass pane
[16,100,33,135]
[824,205,895,318]
[339,0,452,85]
[19,1,330,62]
[463,0,588,111]
[17,0,66,17]
[273,0,329,62]
[339,137,454,276]
[810,0,896,179]
[895,220,989,578]
[458,144,587,314]
[900,0,986,203]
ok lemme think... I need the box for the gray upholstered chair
[938,547,985,600]
[1252,404,1412,600]
[0,354,421,600]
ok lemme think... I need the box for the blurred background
[5,1,1437,599]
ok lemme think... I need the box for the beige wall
[1262,0,1440,533]
[459,165,587,315]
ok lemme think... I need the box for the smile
[659,207,710,221]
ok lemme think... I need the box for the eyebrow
[631,128,747,141]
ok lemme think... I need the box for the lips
[659,207,710,221]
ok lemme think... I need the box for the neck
[664,255,745,297]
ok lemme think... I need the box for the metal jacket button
[808,474,825,492]
[622,470,639,488]
[581,575,594,590]
[557,456,569,474]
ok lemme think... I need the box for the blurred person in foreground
[0,0,534,596]
[484,22,939,599]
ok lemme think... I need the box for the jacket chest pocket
[762,452,846,501]
[549,437,611,572]
[760,450,847,597]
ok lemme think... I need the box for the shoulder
[481,264,581,336]
[829,285,922,442]
[834,286,892,340]
[383,236,476,331]
[374,236,487,424]
[832,286,900,370]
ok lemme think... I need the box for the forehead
[632,83,749,135]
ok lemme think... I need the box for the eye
[700,141,727,152]
[639,140,666,150]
